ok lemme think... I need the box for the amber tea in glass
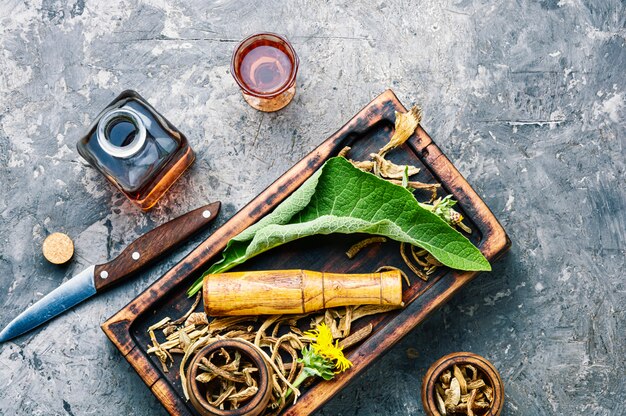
[231,33,299,112]
[77,90,195,210]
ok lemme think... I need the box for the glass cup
[231,33,299,112]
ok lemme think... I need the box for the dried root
[148,301,398,413]
[436,364,494,415]
[345,237,387,259]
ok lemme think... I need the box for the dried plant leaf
[352,160,375,172]
[447,377,461,406]
[185,312,209,327]
[154,348,169,373]
[196,372,215,383]
[482,384,493,402]
[171,292,202,326]
[425,253,443,266]
[337,306,354,337]
[219,347,231,363]
[162,324,177,337]
[211,316,257,333]
[242,367,258,387]
[448,403,466,413]
[148,317,171,332]
[200,357,246,383]
[210,384,236,407]
[440,370,452,386]
[345,237,387,259]
[378,106,422,157]
[467,379,485,390]
[370,153,420,179]
[351,305,401,322]
[179,330,192,352]
[311,315,324,328]
[410,246,430,267]
[467,388,477,416]
[337,146,351,158]
[255,315,281,347]
[228,386,258,402]
[339,323,373,349]
[330,319,343,339]
[465,364,478,381]
[436,384,446,400]
[166,324,195,341]
[338,146,374,172]
[400,242,430,281]
[436,391,447,415]
[388,179,440,201]
[453,365,467,395]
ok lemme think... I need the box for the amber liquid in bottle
[77,90,195,210]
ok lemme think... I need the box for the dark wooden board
[102,90,510,416]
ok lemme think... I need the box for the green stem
[418,202,434,211]
[283,370,312,403]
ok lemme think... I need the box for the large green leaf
[188,157,490,296]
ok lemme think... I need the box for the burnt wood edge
[152,378,194,416]
[101,89,403,415]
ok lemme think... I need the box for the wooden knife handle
[94,201,221,292]
[203,269,403,316]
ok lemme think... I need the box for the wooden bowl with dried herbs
[186,339,273,416]
[421,352,504,416]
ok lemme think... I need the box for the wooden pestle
[203,269,403,316]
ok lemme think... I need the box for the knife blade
[0,201,220,343]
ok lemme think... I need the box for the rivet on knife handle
[94,201,221,292]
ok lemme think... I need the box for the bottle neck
[96,107,147,158]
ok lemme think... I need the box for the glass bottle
[77,90,195,210]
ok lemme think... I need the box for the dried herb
[435,364,494,415]
[345,237,387,259]
[371,153,420,179]
[194,349,260,410]
[378,106,422,157]
[339,323,373,349]
[147,304,389,414]
[188,157,489,296]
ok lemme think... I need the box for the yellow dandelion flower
[334,351,353,372]
[304,323,333,348]
[304,323,352,373]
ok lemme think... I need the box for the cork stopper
[42,232,74,264]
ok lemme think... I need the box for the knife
[0,201,221,343]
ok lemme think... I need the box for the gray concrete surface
[0,0,624,415]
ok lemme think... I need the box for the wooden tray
[102,90,510,416]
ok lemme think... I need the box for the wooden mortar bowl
[421,352,504,416]
[186,339,273,416]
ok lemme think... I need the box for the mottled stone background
[0,0,624,415]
